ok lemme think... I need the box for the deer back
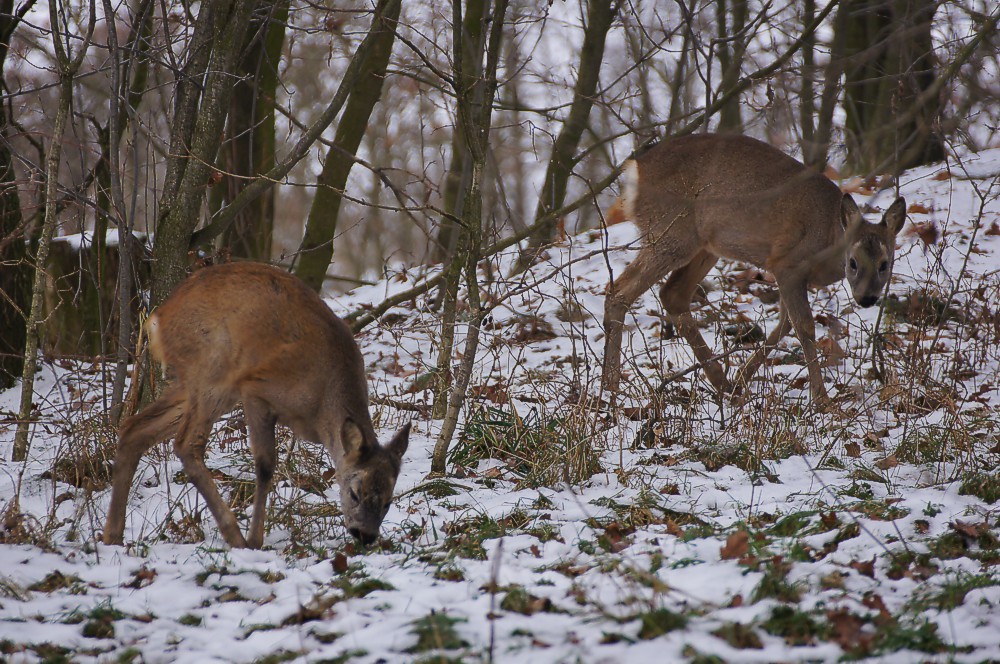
[624,134,848,279]
[149,263,369,434]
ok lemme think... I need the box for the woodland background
[0,2,1000,662]
[0,0,996,455]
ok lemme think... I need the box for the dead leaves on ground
[720,531,750,560]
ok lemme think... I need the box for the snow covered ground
[1,148,999,662]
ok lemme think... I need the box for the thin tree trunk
[294,0,401,291]
[666,7,693,135]
[515,0,618,272]
[430,0,485,266]
[112,0,154,417]
[805,0,849,169]
[218,0,289,261]
[842,0,944,173]
[0,0,35,391]
[431,0,509,475]
[715,0,747,132]
[623,3,655,142]
[799,0,816,157]
[106,0,155,419]
[150,0,256,307]
[430,0,488,419]
[13,0,96,461]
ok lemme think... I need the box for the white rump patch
[621,159,639,221]
[145,313,165,368]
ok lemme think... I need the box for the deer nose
[857,295,879,308]
[348,527,377,545]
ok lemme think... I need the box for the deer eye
[348,488,360,503]
[849,257,858,271]
[383,502,391,514]
[879,261,889,272]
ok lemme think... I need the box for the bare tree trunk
[431,0,485,266]
[514,0,619,272]
[666,6,693,135]
[0,0,34,391]
[804,0,849,169]
[294,0,401,291]
[430,0,488,418]
[714,0,748,132]
[217,0,289,262]
[150,0,255,306]
[13,0,96,461]
[623,3,655,142]
[842,0,944,173]
[431,0,509,475]
[186,0,403,255]
[107,0,155,419]
[799,0,816,155]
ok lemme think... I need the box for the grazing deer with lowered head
[103,262,410,548]
[602,133,906,404]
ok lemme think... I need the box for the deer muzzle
[348,527,378,545]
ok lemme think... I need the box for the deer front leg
[602,251,673,393]
[104,388,185,545]
[174,410,249,548]
[777,280,829,404]
[602,291,629,393]
[734,305,792,394]
[243,398,277,549]
[659,251,730,395]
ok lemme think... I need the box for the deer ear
[840,194,863,236]
[386,422,411,462]
[882,196,907,236]
[341,418,369,461]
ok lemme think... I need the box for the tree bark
[430,0,485,266]
[150,0,255,307]
[217,0,289,262]
[0,0,35,390]
[186,0,403,253]
[715,0,747,132]
[804,0,850,169]
[431,0,509,474]
[515,0,618,271]
[842,0,944,173]
[107,0,155,418]
[799,0,816,156]
[294,0,401,292]
[13,0,95,461]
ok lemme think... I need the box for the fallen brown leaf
[720,531,750,560]
[862,591,892,621]
[950,520,987,539]
[123,566,157,589]
[874,455,899,470]
[850,556,876,578]
[827,608,872,653]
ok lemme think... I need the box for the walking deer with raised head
[602,133,907,403]
[103,262,410,548]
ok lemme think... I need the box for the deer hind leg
[777,278,829,404]
[734,305,792,395]
[243,397,277,549]
[658,251,730,394]
[104,387,186,545]
[173,397,249,548]
[602,249,676,392]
